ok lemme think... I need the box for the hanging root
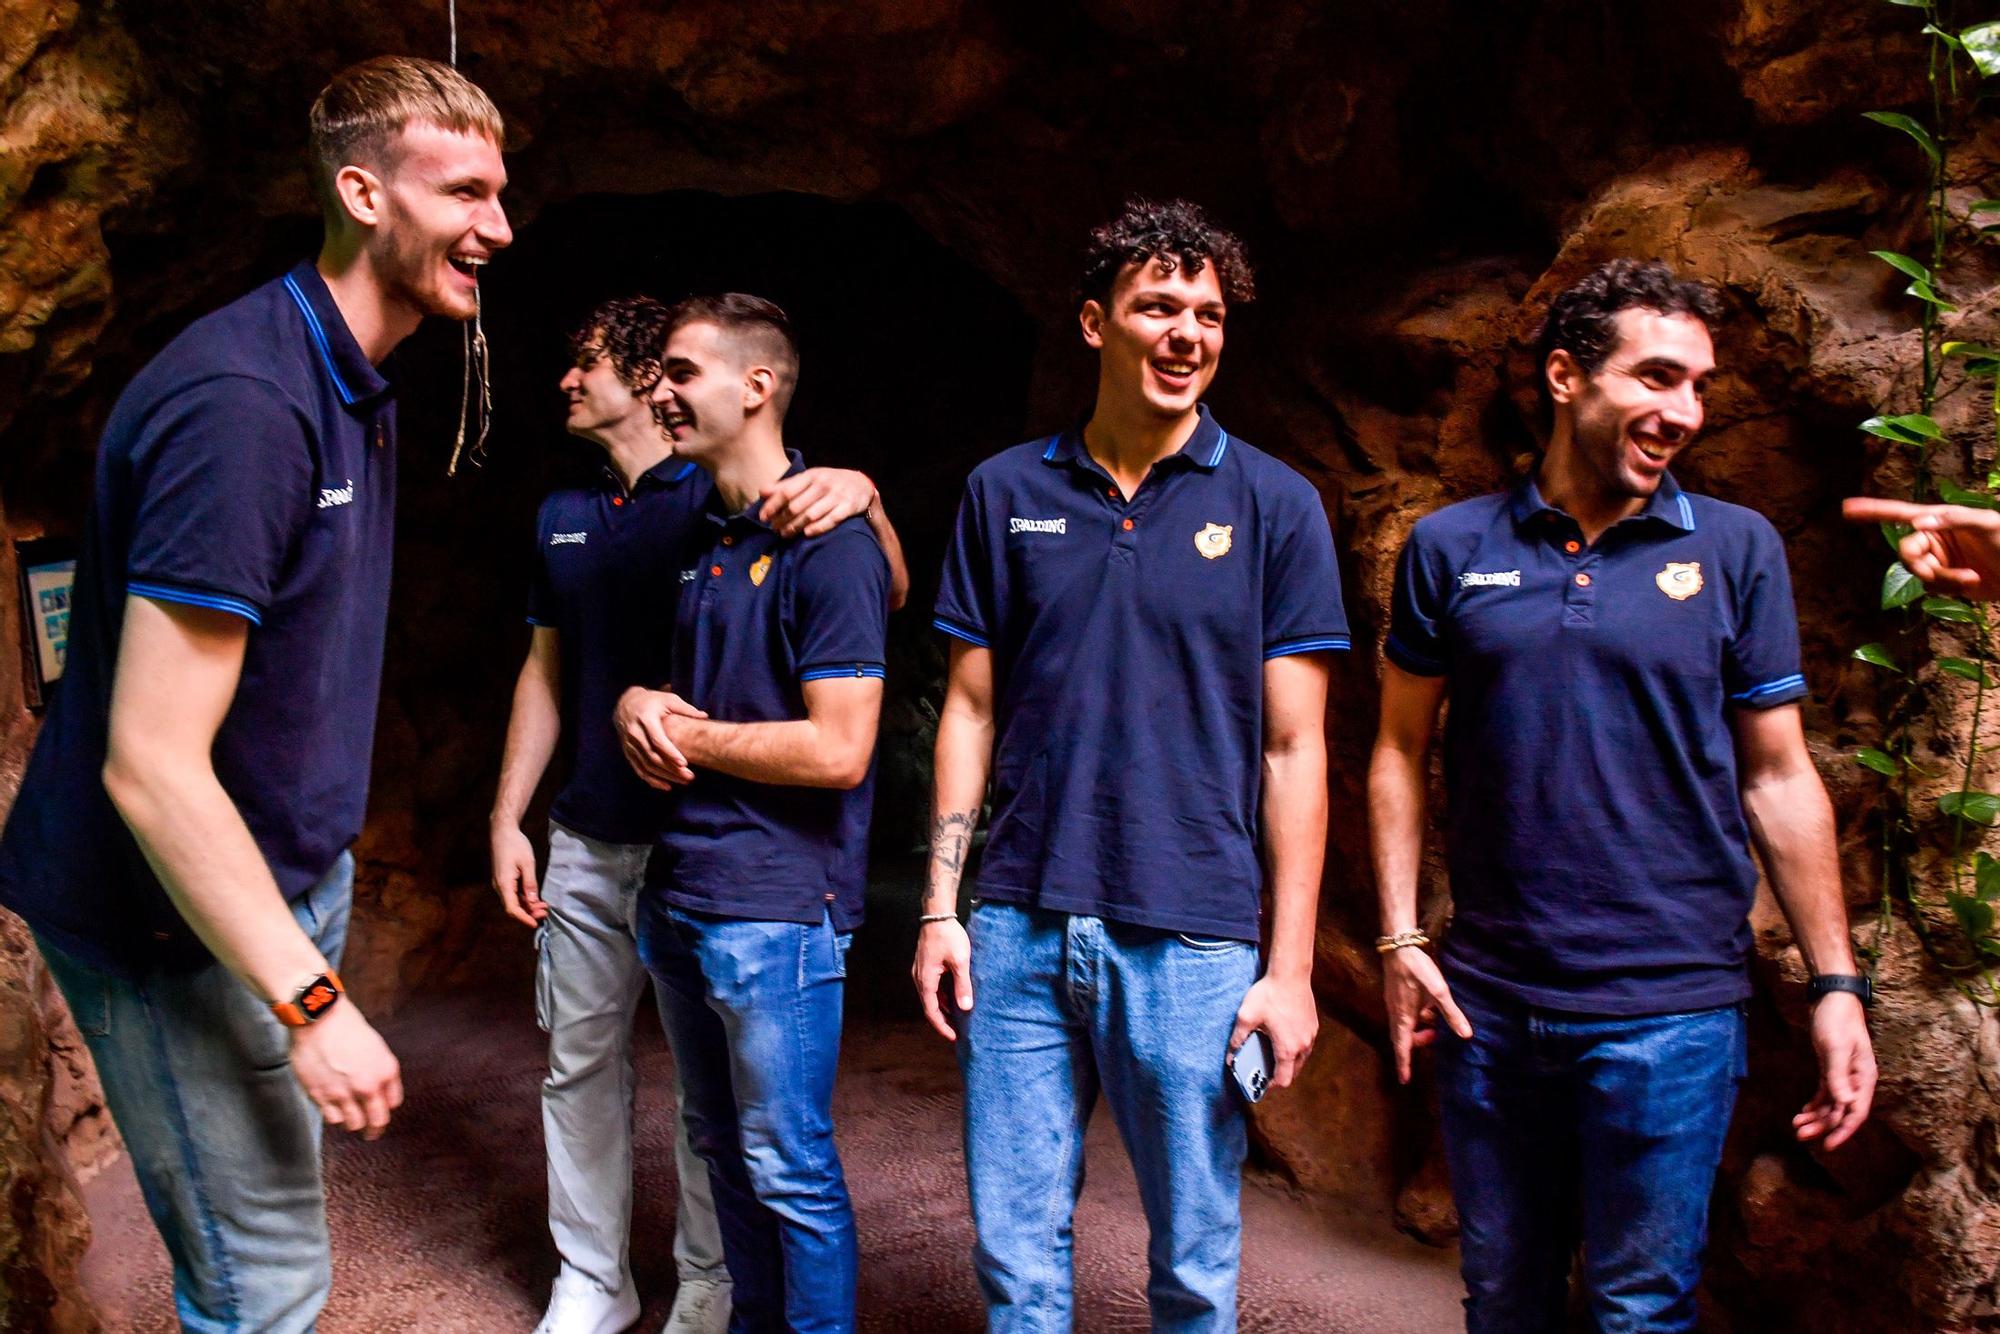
[448,281,492,478]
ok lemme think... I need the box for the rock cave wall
[3,1,1999,1329]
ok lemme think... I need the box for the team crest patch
[1656,561,1703,601]
[1195,523,1234,560]
[749,554,772,587]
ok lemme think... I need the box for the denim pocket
[833,931,853,980]
[533,924,553,1033]
[1175,932,1250,953]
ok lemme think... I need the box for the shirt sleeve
[1385,524,1450,676]
[788,524,889,682]
[1262,472,1350,659]
[1724,517,1808,709]
[525,503,556,627]
[932,474,996,649]
[124,376,316,626]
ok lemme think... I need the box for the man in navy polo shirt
[915,198,1347,1331]
[613,293,887,1334]
[0,57,510,1330]
[491,295,907,1334]
[1370,259,1876,1331]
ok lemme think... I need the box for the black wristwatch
[1807,973,1873,1009]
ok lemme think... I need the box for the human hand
[913,919,973,1040]
[489,821,545,927]
[290,1003,404,1141]
[1383,946,1472,1084]
[1843,497,2000,601]
[1231,973,1319,1089]
[762,468,876,538]
[614,687,704,789]
[1793,992,1875,1150]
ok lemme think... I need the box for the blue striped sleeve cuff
[932,616,990,648]
[1264,634,1352,660]
[1730,673,1808,708]
[128,581,264,626]
[1384,633,1446,677]
[800,663,887,683]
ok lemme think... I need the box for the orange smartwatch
[271,971,345,1027]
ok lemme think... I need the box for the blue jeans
[638,901,856,1334]
[959,902,1259,1334]
[1436,983,1749,1333]
[35,852,354,1334]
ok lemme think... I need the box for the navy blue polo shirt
[933,407,1348,941]
[1387,472,1808,1015]
[526,457,710,844]
[647,460,888,930]
[0,261,397,974]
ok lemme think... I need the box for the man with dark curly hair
[916,198,1346,1330]
[489,294,907,1334]
[1370,259,1875,1330]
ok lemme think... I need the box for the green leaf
[1937,479,2000,510]
[1927,23,1968,52]
[1972,200,2000,212]
[1945,341,2000,359]
[1908,278,1960,311]
[1861,413,1945,444]
[1872,249,1933,281]
[1884,520,1915,552]
[1963,359,2000,378]
[1923,594,1982,622]
[1964,21,2000,76]
[1884,561,1927,608]
[1854,642,1902,671]
[1854,747,1900,775]
[1941,790,2000,824]
[1865,111,1943,164]
[1948,892,1996,942]
[1938,656,1998,685]
[1976,851,2000,901]
[1886,0,1929,7]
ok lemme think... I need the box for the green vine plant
[1851,0,2000,1002]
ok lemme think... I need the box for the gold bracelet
[1374,930,1430,954]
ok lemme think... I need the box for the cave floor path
[81,936,1462,1332]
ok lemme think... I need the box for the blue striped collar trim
[281,265,390,408]
[1040,406,1230,473]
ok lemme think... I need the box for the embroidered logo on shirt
[1656,561,1703,600]
[549,531,588,546]
[679,567,698,583]
[1009,517,1067,535]
[750,554,773,587]
[316,479,355,510]
[1458,569,1521,588]
[1195,523,1234,559]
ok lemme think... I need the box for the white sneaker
[534,1267,642,1334]
[661,1276,732,1334]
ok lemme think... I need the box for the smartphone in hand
[1229,1029,1274,1103]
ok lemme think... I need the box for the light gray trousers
[538,821,726,1293]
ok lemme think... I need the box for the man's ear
[1545,349,1584,406]
[1079,299,1106,351]
[332,164,385,229]
[743,365,777,413]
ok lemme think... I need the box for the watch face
[298,975,342,1020]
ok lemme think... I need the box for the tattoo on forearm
[926,808,977,913]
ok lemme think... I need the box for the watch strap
[271,971,345,1027]
[1807,973,1873,1008]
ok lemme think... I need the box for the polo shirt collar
[706,449,806,531]
[1042,403,1231,474]
[601,454,699,494]
[280,261,392,408]
[1509,469,1696,534]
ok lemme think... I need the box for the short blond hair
[308,56,504,214]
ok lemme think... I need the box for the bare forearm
[104,759,326,1002]
[926,706,993,916]
[1745,771,1857,975]
[675,716,869,789]
[1260,740,1327,981]
[867,502,911,612]
[1368,742,1429,935]
[491,663,560,827]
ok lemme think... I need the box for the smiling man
[916,199,1346,1331]
[1369,260,1876,1331]
[0,56,509,1331]
[492,295,905,1334]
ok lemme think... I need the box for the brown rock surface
[1,1,1998,1328]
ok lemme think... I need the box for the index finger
[1842,497,1926,524]
[361,1088,392,1140]
[916,961,957,1040]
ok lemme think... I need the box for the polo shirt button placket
[1565,554,1599,626]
